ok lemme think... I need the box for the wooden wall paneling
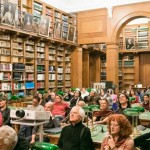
[77,9,108,44]
[71,47,82,88]
[82,50,89,87]
[140,53,150,87]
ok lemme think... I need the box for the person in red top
[52,95,70,121]
[0,112,2,127]
[129,89,139,104]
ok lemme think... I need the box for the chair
[31,142,59,150]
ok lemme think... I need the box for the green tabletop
[91,125,108,143]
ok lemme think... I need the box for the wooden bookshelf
[0,0,77,99]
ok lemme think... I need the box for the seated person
[19,96,44,137]
[93,99,114,124]
[37,92,46,106]
[101,114,135,150]
[47,91,56,102]
[57,106,94,150]
[0,125,29,150]
[0,96,11,126]
[134,132,150,150]
[27,102,60,144]
[115,93,132,122]
[85,90,100,105]
[142,94,150,111]
[129,89,139,104]
[70,90,83,108]
[0,112,2,127]
[61,100,86,124]
[52,95,70,121]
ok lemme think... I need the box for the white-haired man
[0,125,29,150]
[58,106,94,150]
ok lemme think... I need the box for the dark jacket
[32,117,60,134]
[134,132,150,150]
[14,135,30,150]
[0,107,11,126]
[58,121,94,150]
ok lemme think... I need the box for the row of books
[37,82,44,88]
[0,64,12,71]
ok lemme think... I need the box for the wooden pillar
[106,43,119,89]
[134,53,139,84]
[71,47,82,88]
[82,49,90,87]
[95,53,101,83]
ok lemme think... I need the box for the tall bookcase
[0,0,77,99]
[118,23,150,91]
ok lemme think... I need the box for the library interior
[0,0,150,150]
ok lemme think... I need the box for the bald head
[0,125,18,150]
[44,102,53,111]
[77,101,86,107]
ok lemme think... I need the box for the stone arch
[111,11,150,42]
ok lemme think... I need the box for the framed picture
[125,37,135,50]
[1,2,16,26]
[23,13,33,31]
[15,9,22,29]
[54,22,62,38]
[67,25,75,42]
[33,17,40,33]
[39,16,50,37]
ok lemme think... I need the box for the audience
[129,89,139,104]
[101,114,135,150]
[115,93,131,114]
[27,95,44,111]
[38,92,46,106]
[47,92,56,102]
[81,88,89,99]
[85,90,100,105]
[19,95,44,137]
[0,96,11,126]
[93,99,113,124]
[58,106,94,150]
[52,95,70,121]
[0,125,29,150]
[142,94,150,111]
[27,102,60,144]
[0,112,2,127]
[70,90,83,108]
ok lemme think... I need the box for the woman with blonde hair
[101,114,135,150]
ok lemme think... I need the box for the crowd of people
[0,85,150,150]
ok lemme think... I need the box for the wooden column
[106,43,119,89]
[82,49,90,87]
[71,47,82,88]
[134,53,139,84]
[95,53,101,83]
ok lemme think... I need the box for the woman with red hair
[101,114,135,150]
